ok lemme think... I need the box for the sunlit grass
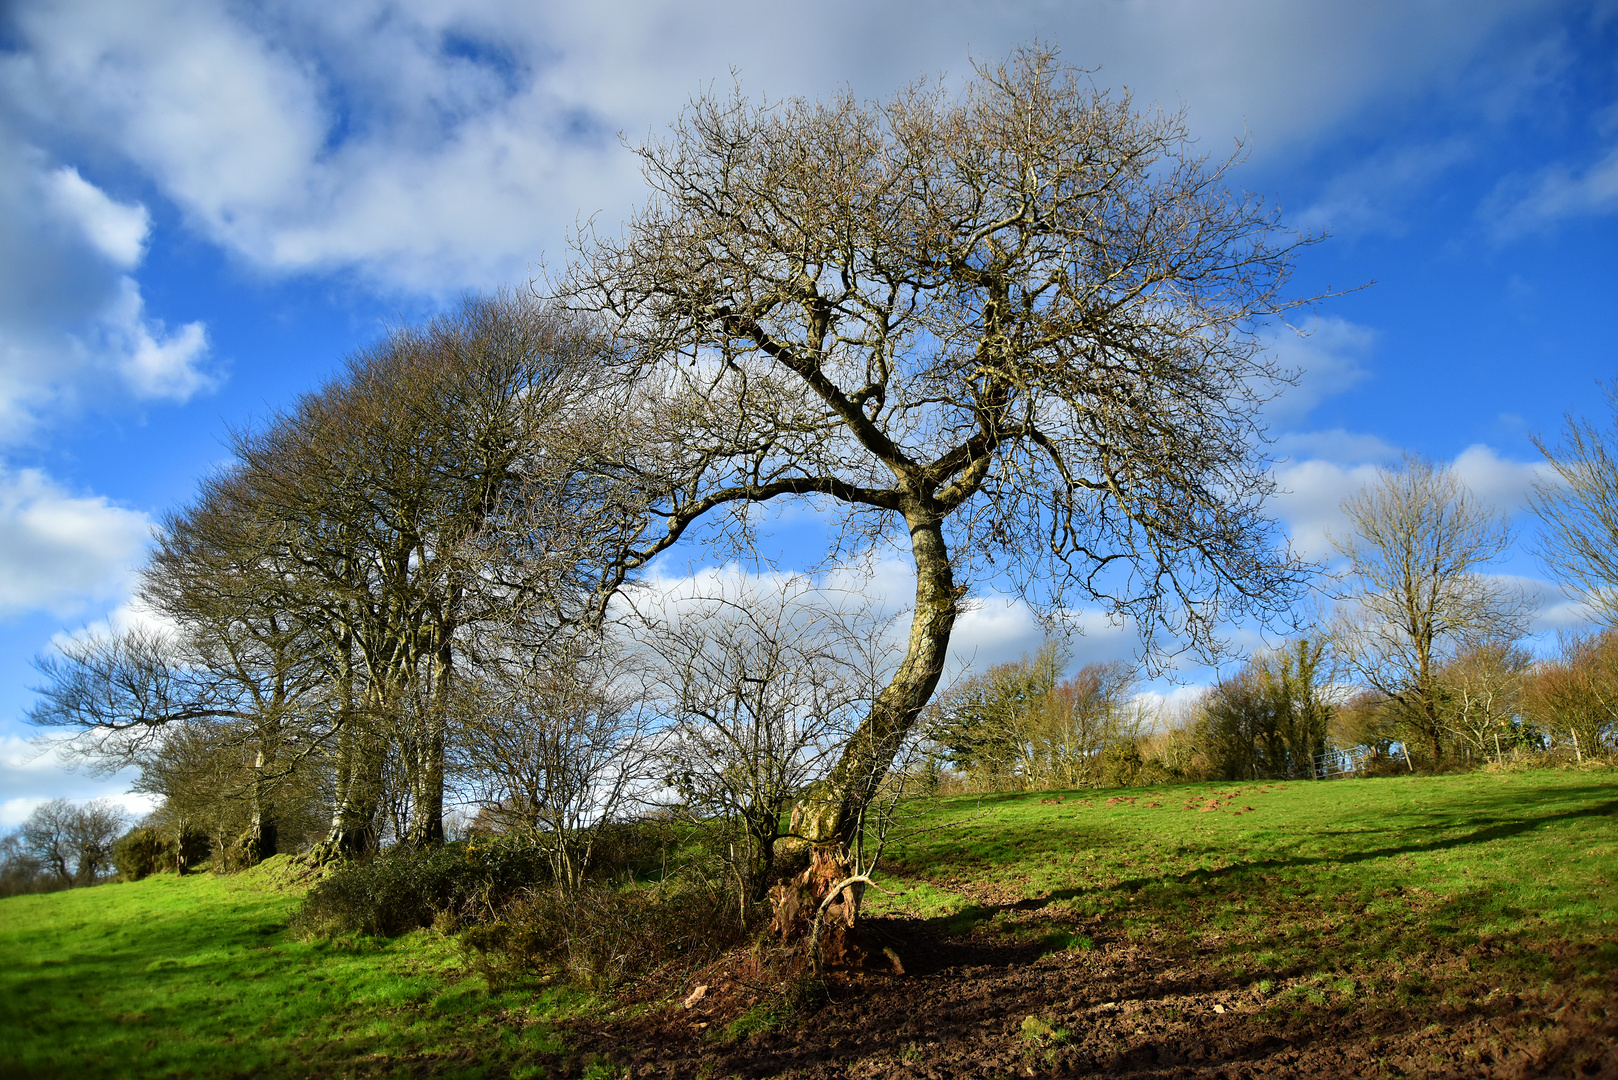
[868,769,1618,987]
[2,769,1612,1077]
[0,858,586,1079]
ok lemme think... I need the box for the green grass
[2,769,1612,1077]
[0,858,592,1079]
[868,769,1618,986]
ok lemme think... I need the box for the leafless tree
[29,616,327,863]
[1333,456,1530,765]
[1530,383,1618,626]
[635,576,892,912]
[31,294,639,860]
[552,45,1313,879]
[1521,629,1618,759]
[1437,640,1531,763]
[452,638,656,893]
[17,799,128,887]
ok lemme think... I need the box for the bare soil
[552,917,1617,1079]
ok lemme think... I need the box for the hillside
[2,769,1614,1078]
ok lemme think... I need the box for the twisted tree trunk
[773,513,958,964]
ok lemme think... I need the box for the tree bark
[319,706,385,858]
[244,747,279,863]
[793,511,958,848]
[403,639,452,847]
[776,512,958,960]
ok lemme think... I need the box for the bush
[113,828,167,881]
[291,836,553,938]
[459,874,746,989]
[111,825,211,881]
[1102,741,1145,787]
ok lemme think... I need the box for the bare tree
[1530,383,1618,626]
[554,45,1312,881]
[453,639,655,893]
[17,799,128,887]
[31,294,637,860]
[1333,456,1530,766]
[1521,629,1618,760]
[1438,640,1531,763]
[636,576,891,913]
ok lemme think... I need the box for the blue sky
[2,1,1615,823]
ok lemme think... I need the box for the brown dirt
[551,918,1617,1079]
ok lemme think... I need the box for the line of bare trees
[0,799,128,896]
[30,294,661,867]
[933,442,1618,788]
[25,46,1315,934]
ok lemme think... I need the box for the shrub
[459,874,746,989]
[112,825,212,881]
[291,836,553,938]
[1102,742,1145,787]
[112,828,167,881]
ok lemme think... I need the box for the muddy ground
[553,916,1616,1079]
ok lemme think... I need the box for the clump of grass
[1019,1014,1069,1046]
[720,1001,788,1043]
[460,875,746,990]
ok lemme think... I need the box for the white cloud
[1130,684,1209,727]
[48,597,178,655]
[1274,428,1401,465]
[0,467,151,618]
[1272,445,1548,561]
[43,165,149,267]
[1270,458,1386,559]
[1294,138,1473,237]
[1450,443,1550,514]
[103,277,214,402]
[0,129,216,434]
[0,736,157,827]
[631,552,1143,691]
[1262,317,1377,431]
[0,0,1562,293]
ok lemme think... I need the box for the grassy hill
[0,860,591,1079]
[2,768,1614,1078]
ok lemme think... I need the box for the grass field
[0,860,596,1079]
[1,768,1613,1079]
[870,767,1618,985]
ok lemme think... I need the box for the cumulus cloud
[0,125,216,435]
[1271,444,1549,561]
[43,165,149,267]
[628,552,1142,691]
[0,467,151,618]
[1450,443,1552,514]
[0,737,158,827]
[101,277,214,401]
[1270,458,1387,559]
[0,0,1561,293]
[1273,428,1401,465]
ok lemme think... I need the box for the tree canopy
[556,46,1312,844]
